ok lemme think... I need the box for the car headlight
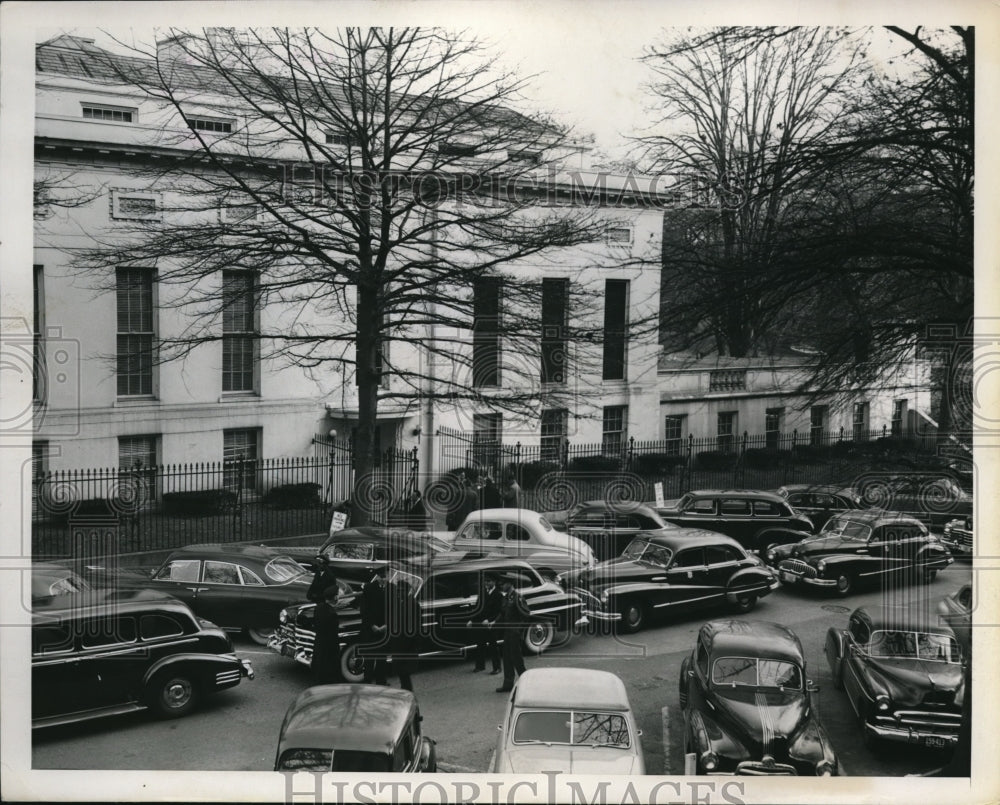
[766,549,776,563]
[600,589,610,603]
[279,610,288,624]
[816,760,835,777]
[875,695,891,712]
[816,560,826,574]
[701,751,719,771]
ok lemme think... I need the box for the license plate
[780,571,797,583]
[924,736,947,748]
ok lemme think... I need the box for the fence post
[515,442,522,486]
[561,438,569,472]
[627,436,635,473]
[685,434,694,492]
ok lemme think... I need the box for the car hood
[781,535,866,559]
[573,557,666,588]
[711,688,810,754]
[501,746,641,775]
[863,657,964,707]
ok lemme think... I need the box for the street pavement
[32,566,971,776]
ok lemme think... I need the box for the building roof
[277,685,416,754]
[512,668,631,711]
[700,619,804,664]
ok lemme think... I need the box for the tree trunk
[353,281,381,527]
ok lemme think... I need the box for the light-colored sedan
[448,508,596,578]
[491,667,645,774]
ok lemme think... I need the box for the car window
[329,543,375,560]
[786,493,809,506]
[696,640,710,677]
[203,561,241,585]
[870,630,960,663]
[572,712,630,747]
[712,657,802,689]
[672,549,704,568]
[687,499,716,514]
[498,568,541,589]
[822,519,871,541]
[32,623,74,656]
[849,616,870,645]
[277,749,332,771]
[752,501,780,516]
[505,524,531,542]
[393,729,414,772]
[623,539,648,559]
[265,557,310,583]
[514,711,571,743]
[958,587,972,610]
[643,545,672,567]
[812,494,836,508]
[240,567,265,585]
[154,559,200,582]
[721,499,751,515]
[38,572,91,597]
[704,545,740,565]
[537,517,554,532]
[140,613,189,639]
[81,616,137,649]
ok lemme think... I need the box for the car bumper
[240,658,255,680]
[866,719,960,748]
[777,569,836,587]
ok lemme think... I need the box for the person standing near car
[494,577,531,693]
[387,578,422,691]
[500,471,521,509]
[467,573,502,675]
[311,584,341,684]
[308,553,339,604]
[359,566,390,685]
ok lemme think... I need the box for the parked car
[447,508,596,578]
[940,516,973,560]
[268,557,586,681]
[542,500,677,561]
[938,583,973,651]
[32,561,93,600]
[651,490,814,552]
[560,530,777,633]
[116,544,314,644]
[310,527,473,580]
[853,473,972,530]
[32,589,253,728]
[679,619,838,776]
[491,667,645,774]
[767,510,954,596]
[824,606,964,750]
[274,685,436,772]
[774,484,862,530]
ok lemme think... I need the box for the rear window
[265,557,309,583]
[140,613,190,639]
[821,518,872,541]
[513,711,630,748]
[154,559,200,582]
[81,616,138,649]
[276,748,392,772]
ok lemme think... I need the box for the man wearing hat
[359,565,390,685]
[493,577,531,692]
[467,573,502,674]
[311,584,341,684]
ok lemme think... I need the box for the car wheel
[618,600,646,634]
[339,644,366,683]
[148,671,199,718]
[247,626,275,645]
[678,680,688,710]
[834,573,854,596]
[731,592,757,614]
[523,621,555,655]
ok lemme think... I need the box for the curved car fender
[141,652,240,687]
[598,580,674,602]
[788,716,838,769]
[916,544,953,567]
[824,628,846,675]
[688,708,749,762]
[755,527,813,547]
[727,566,775,590]
[811,553,865,569]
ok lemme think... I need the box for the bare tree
[55,28,653,523]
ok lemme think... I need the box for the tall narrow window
[222,271,257,392]
[810,406,827,446]
[224,428,260,491]
[853,401,870,442]
[541,279,568,384]
[33,265,44,402]
[602,406,627,456]
[116,268,154,396]
[32,440,50,479]
[119,435,159,502]
[472,413,502,468]
[892,399,908,436]
[664,415,685,455]
[602,279,628,380]
[717,411,737,453]
[765,408,784,450]
[540,409,568,462]
[473,277,501,388]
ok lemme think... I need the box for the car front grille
[735,760,797,775]
[294,627,315,650]
[878,711,962,732]
[778,559,815,578]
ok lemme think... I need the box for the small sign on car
[654,482,665,509]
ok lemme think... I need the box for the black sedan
[773,484,862,530]
[679,619,838,775]
[312,527,473,581]
[824,606,964,750]
[117,544,314,644]
[559,530,777,633]
[853,473,972,531]
[542,500,676,561]
[766,510,954,596]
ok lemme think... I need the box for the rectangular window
[664,415,685,455]
[765,408,783,450]
[119,435,159,501]
[32,440,49,479]
[602,279,629,380]
[853,401,870,442]
[472,413,502,468]
[717,411,737,453]
[541,278,568,384]
[810,406,827,446]
[606,227,633,245]
[325,132,357,147]
[111,191,161,221]
[116,268,155,396]
[439,142,479,157]
[33,265,44,402]
[223,428,260,491]
[473,277,501,388]
[602,406,627,456]
[185,116,233,134]
[892,399,908,436]
[222,271,258,393]
[220,201,260,224]
[82,103,135,123]
[540,409,568,462]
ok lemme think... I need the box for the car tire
[618,600,646,634]
[148,670,199,719]
[678,679,688,710]
[523,621,555,655]
[247,626,275,645]
[731,592,757,614]
[339,644,366,683]
[834,573,854,596]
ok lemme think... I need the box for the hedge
[263,482,322,509]
[161,489,238,517]
[630,452,687,475]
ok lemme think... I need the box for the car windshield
[820,518,872,541]
[622,539,672,567]
[712,657,803,690]
[276,749,390,772]
[869,630,961,663]
[265,557,310,583]
[39,573,92,597]
[513,711,630,748]
[388,568,423,596]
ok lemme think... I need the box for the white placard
[329,510,348,535]
[654,481,665,509]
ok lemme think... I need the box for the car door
[503,522,534,560]
[664,548,710,607]
[718,497,754,543]
[455,521,505,557]
[702,544,742,602]
[148,558,204,608]
[841,614,871,714]
[422,569,479,652]
[671,497,718,530]
[32,618,90,720]
[193,560,250,628]
[863,526,896,580]
[77,614,149,708]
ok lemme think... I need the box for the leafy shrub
[567,455,622,473]
[631,452,686,475]
[162,489,238,517]
[695,451,737,471]
[741,448,790,470]
[510,461,562,490]
[263,482,322,509]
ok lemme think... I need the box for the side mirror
[807,680,820,693]
[687,669,695,679]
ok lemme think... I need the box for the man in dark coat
[359,566,390,685]
[307,553,339,604]
[480,475,503,509]
[311,584,341,684]
[467,573,502,674]
[386,579,423,691]
[494,578,531,692]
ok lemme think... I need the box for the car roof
[700,619,804,663]
[174,543,297,561]
[633,529,745,551]
[397,556,541,577]
[325,527,439,545]
[684,489,788,502]
[778,484,855,496]
[464,508,545,522]
[512,668,631,711]
[827,510,926,527]
[852,606,958,637]
[278,685,416,754]
[32,589,196,621]
[577,501,663,518]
